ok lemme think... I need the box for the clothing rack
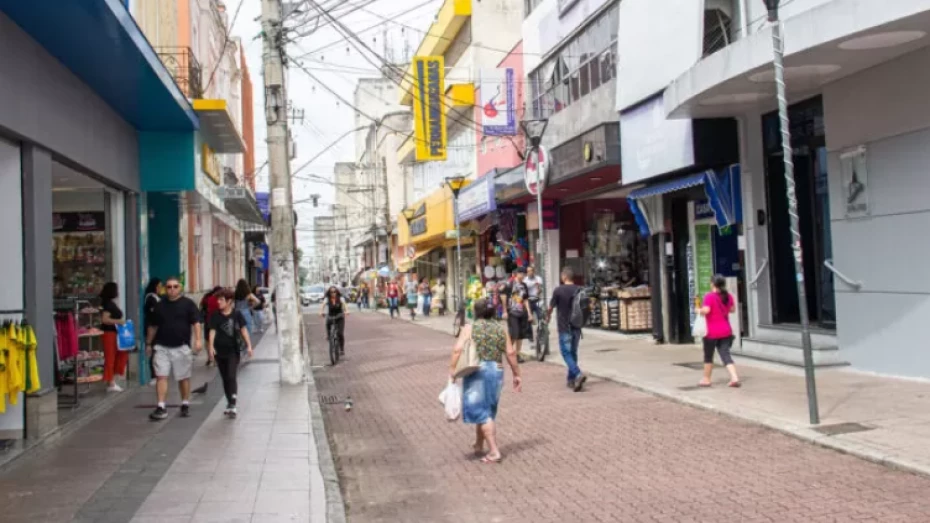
[56,299,97,409]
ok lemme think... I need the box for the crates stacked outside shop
[618,287,651,333]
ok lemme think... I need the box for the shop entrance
[52,161,129,422]
[764,97,835,328]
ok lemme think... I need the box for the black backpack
[569,287,590,329]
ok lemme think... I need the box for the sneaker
[107,383,124,393]
[573,373,588,392]
[149,406,168,421]
[180,404,191,418]
[223,403,233,417]
[227,407,238,419]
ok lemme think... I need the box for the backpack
[569,287,590,329]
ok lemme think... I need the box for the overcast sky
[232,0,439,265]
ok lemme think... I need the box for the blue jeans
[423,295,432,316]
[559,329,582,382]
[388,297,399,317]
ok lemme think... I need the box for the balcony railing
[155,46,204,99]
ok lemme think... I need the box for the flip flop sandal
[698,382,712,388]
[729,381,742,388]
[480,455,502,464]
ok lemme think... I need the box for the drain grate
[813,422,874,436]
[595,348,621,353]
[247,358,280,365]
[318,395,342,405]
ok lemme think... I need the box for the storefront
[397,184,476,308]
[0,2,199,442]
[620,93,741,344]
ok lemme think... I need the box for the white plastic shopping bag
[438,380,462,421]
[691,314,708,338]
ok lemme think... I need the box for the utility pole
[765,0,819,424]
[381,154,393,270]
[262,0,304,384]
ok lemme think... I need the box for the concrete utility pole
[262,0,304,384]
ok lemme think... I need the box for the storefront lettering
[427,61,443,157]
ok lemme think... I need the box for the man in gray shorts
[145,276,202,420]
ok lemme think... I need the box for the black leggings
[703,336,735,365]
[326,318,345,352]
[215,353,241,405]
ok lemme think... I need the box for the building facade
[133,0,263,294]
[0,1,199,440]
[620,0,930,378]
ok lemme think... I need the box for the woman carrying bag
[448,298,522,464]
[697,275,741,388]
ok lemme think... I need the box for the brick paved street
[309,312,930,523]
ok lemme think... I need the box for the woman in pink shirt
[698,275,741,388]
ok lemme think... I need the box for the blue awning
[0,0,198,131]
[628,165,742,236]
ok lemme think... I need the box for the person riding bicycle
[319,286,349,356]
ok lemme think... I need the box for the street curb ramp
[304,318,348,523]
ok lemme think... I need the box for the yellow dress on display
[0,332,8,414]
[6,323,24,404]
[25,324,40,393]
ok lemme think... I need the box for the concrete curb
[518,349,930,480]
[303,319,347,523]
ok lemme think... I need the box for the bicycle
[452,296,467,338]
[326,314,343,366]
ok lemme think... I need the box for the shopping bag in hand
[438,380,462,421]
[117,320,136,351]
[691,315,707,338]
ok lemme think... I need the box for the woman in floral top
[449,299,522,463]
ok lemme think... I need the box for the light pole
[520,118,550,308]
[445,176,467,314]
[765,0,819,424]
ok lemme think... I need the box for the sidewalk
[0,329,336,523]
[382,308,930,478]
[129,330,328,523]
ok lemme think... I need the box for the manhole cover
[813,422,874,436]
[318,395,342,405]
[595,348,621,353]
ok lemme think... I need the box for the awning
[628,164,742,237]
[0,0,197,131]
[193,99,246,153]
[217,186,266,225]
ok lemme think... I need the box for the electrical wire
[300,0,527,157]
[295,0,440,58]
[203,0,246,94]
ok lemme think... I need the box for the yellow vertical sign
[412,56,447,162]
[201,142,220,184]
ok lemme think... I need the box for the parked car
[301,285,325,306]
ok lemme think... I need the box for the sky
[231,0,440,266]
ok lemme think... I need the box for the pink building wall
[475,41,526,179]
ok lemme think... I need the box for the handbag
[453,329,480,379]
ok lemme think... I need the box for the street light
[445,175,467,316]
[520,117,550,317]
[765,0,819,425]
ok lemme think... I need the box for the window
[525,0,543,18]
[703,8,733,57]
[528,4,619,118]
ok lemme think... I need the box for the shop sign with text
[53,212,106,232]
[412,56,447,162]
[479,68,516,136]
[458,175,497,221]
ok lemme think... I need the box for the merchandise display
[0,320,41,414]
[52,212,108,299]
